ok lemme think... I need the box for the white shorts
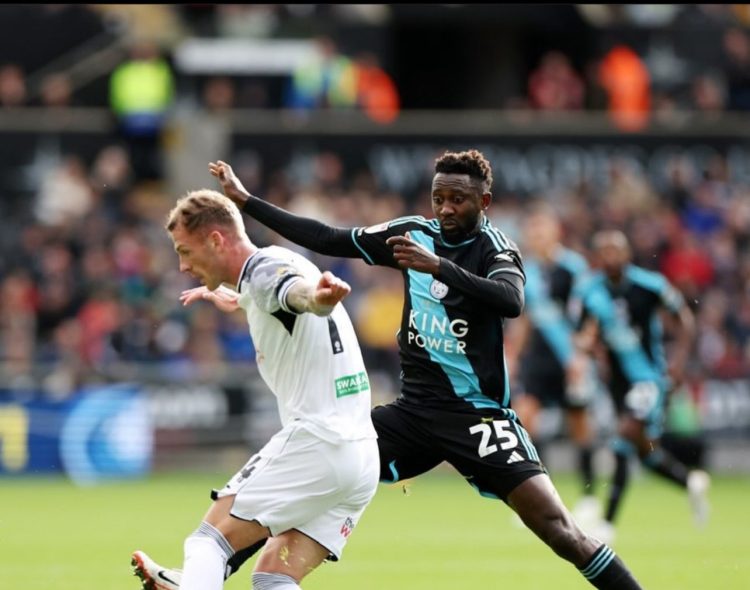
[215,422,379,560]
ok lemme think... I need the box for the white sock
[252,572,301,589]
[181,523,235,590]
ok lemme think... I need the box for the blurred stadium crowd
[0,4,748,415]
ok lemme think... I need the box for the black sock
[642,447,689,487]
[579,446,595,495]
[579,544,644,589]
[605,451,630,523]
[225,538,267,579]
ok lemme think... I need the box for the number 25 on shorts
[469,420,519,458]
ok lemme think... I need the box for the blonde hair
[165,189,244,236]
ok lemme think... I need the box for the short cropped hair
[435,149,493,192]
[592,229,630,251]
[165,189,244,236]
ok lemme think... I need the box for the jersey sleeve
[570,275,595,329]
[485,247,526,285]
[659,277,685,313]
[241,196,361,258]
[434,237,526,316]
[350,217,420,268]
[244,253,305,314]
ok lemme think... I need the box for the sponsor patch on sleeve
[364,222,390,234]
[494,252,514,263]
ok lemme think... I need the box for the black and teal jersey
[575,264,684,390]
[239,198,526,414]
[523,247,588,371]
[351,215,525,412]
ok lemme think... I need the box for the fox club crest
[430,279,448,299]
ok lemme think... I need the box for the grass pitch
[2,467,748,589]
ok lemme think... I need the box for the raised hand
[208,160,249,207]
[179,285,240,313]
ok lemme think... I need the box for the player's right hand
[314,271,351,307]
[208,160,248,206]
[180,285,240,313]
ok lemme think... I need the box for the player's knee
[184,521,236,563]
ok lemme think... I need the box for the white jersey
[236,246,377,443]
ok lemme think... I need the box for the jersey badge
[430,279,449,300]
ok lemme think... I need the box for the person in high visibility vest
[109,39,175,180]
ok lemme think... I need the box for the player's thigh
[371,402,442,482]
[251,439,380,566]
[254,529,331,581]
[436,410,546,502]
[294,473,377,563]
[216,425,363,538]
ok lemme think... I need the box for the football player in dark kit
[509,204,601,527]
[573,230,710,546]
[133,150,645,590]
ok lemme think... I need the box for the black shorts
[371,399,547,503]
[519,356,591,410]
[519,360,567,407]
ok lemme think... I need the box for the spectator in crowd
[0,63,27,108]
[39,72,74,109]
[722,26,750,110]
[353,51,400,123]
[284,36,357,114]
[0,270,37,380]
[109,39,175,181]
[691,73,727,117]
[528,50,585,111]
[597,44,651,131]
[34,155,95,229]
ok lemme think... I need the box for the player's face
[431,173,488,242]
[170,224,224,290]
[524,213,559,256]
[595,240,629,278]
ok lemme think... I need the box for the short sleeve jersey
[236,245,376,443]
[350,215,524,414]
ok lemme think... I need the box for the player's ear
[481,192,492,211]
[208,230,224,250]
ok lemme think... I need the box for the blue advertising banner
[0,383,153,484]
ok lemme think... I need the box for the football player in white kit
[133,189,379,590]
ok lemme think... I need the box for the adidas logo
[507,451,524,464]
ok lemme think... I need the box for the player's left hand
[180,285,240,313]
[386,232,441,274]
[314,271,351,307]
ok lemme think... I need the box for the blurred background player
[132,189,379,590]
[508,203,601,528]
[573,229,710,545]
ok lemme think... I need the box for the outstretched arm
[209,161,360,258]
[179,272,350,318]
[285,271,351,316]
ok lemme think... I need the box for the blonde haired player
[132,189,378,590]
